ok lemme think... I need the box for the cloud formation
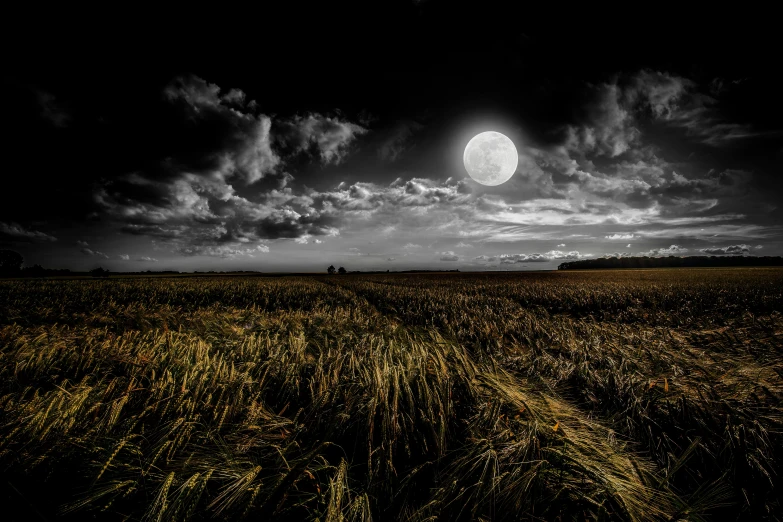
[564,71,690,157]
[81,247,109,259]
[699,244,751,255]
[475,251,584,264]
[0,222,57,242]
[80,70,778,267]
[640,245,688,257]
[95,75,369,258]
[562,70,765,156]
[276,114,367,165]
[378,120,423,161]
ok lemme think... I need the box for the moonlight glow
[463,131,519,186]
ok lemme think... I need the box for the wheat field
[1,268,781,521]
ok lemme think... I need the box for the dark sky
[2,3,781,271]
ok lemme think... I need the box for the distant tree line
[558,255,783,270]
[0,250,73,277]
[0,249,105,278]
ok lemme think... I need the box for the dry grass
[0,268,781,520]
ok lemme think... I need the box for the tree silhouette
[558,255,783,270]
[338,266,346,274]
[21,264,45,277]
[327,265,336,274]
[0,250,23,274]
[90,267,110,278]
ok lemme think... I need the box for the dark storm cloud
[162,75,280,184]
[699,244,751,255]
[94,75,368,255]
[0,222,57,242]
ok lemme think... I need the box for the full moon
[463,131,519,186]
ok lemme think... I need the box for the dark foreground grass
[0,268,781,521]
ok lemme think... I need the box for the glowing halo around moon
[463,131,519,186]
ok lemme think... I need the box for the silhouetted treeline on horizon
[558,255,783,270]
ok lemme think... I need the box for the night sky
[3,3,781,272]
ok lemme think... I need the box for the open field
[1,269,782,521]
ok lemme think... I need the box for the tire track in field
[312,276,404,330]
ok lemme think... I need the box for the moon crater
[463,131,518,186]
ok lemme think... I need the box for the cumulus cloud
[81,248,109,259]
[699,244,751,255]
[476,251,584,264]
[455,241,473,248]
[76,240,89,247]
[439,251,460,261]
[176,245,269,258]
[294,236,324,245]
[275,114,367,165]
[0,222,57,242]
[640,245,689,256]
[119,254,130,260]
[605,233,634,240]
[94,75,371,258]
[137,256,158,262]
[163,75,281,184]
[557,243,566,247]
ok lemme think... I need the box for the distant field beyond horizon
[1,269,782,521]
